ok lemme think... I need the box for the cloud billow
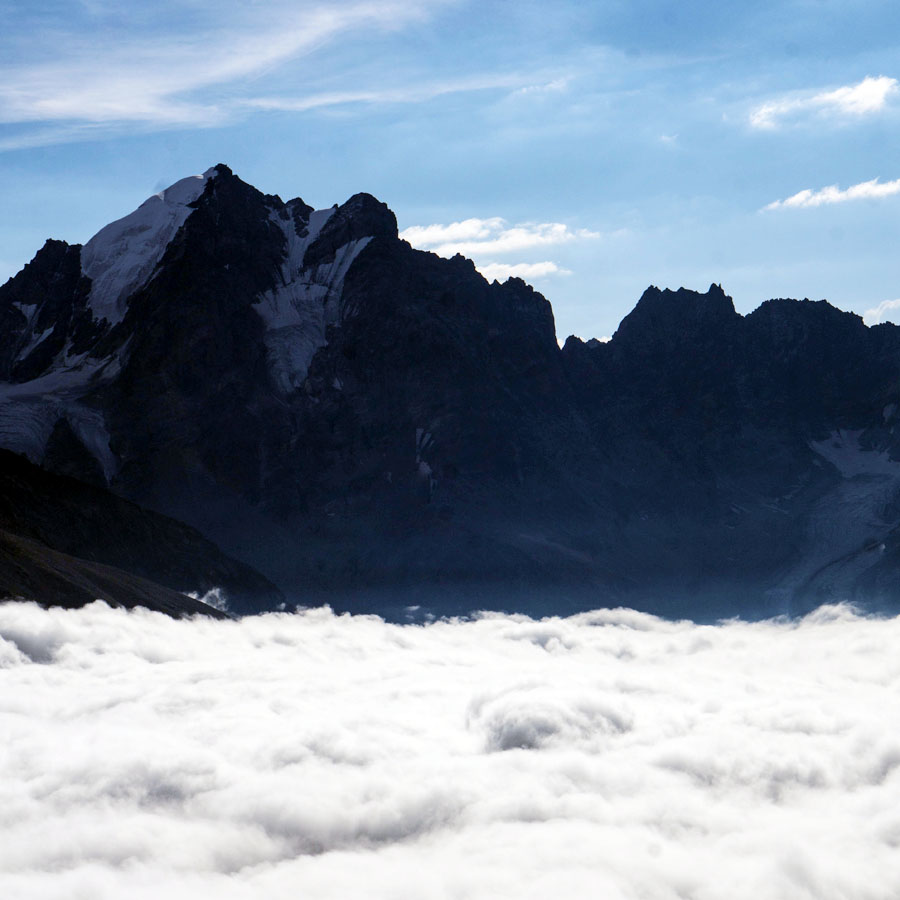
[750,75,898,129]
[764,176,900,210]
[1,600,899,899]
[400,217,599,282]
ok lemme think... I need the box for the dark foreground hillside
[0,450,280,616]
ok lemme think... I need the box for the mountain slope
[0,530,228,619]
[0,449,281,615]
[3,166,900,619]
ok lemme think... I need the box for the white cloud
[750,75,898,129]
[0,70,524,153]
[863,298,900,326]
[401,217,600,285]
[510,77,570,97]
[764,176,900,210]
[476,261,570,281]
[402,218,600,257]
[242,72,529,115]
[0,1,461,144]
[400,217,505,247]
[1,600,899,899]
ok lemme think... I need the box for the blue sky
[2,0,899,341]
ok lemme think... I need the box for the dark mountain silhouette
[0,449,280,616]
[3,164,900,619]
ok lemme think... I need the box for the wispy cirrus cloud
[509,77,570,97]
[0,5,390,123]
[241,72,529,115]
[764,176,900,210]
[400,217,600,282]
[750,75,898,129]
[0,1,466,148]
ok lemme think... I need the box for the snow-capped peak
[80,167,218,327]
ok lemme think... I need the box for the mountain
[0,529,228,619]
[0,448,281,616]
[2,164,900,620]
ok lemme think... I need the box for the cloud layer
[2,600,899,899]
[765,176,900,210]
[750,75,898,129]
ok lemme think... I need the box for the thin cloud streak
[0,1,454,140]
[243,74,530,114]
[750,75,898,129]
[765,176,900,210]
[1,601,900,899]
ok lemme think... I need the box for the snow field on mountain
[0,601,898,900]
[80,169,216,326]
[254,206,370,392]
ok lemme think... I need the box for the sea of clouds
[1,600,899,899]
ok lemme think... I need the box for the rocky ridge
[2,165,900,620]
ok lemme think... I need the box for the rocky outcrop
[0,239,99,383]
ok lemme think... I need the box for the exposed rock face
[3,166,900,619]
[0,239,98,383]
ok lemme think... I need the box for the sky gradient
[2,0,899,341]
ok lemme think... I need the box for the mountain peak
[611,283,738,349]
[334,192,398,238]
[81,168,218,327]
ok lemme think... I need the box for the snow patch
[809,429,900,478]
[0,354,114,401]
[14,326,54,362]
[254,206,369,393]
[770,430,900,600]
[66,405,118,481]
[0,398,116,480]
[11,301,37,327]
[0,401,59,463]
[0,353,122,479]
[81,168,217,327]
